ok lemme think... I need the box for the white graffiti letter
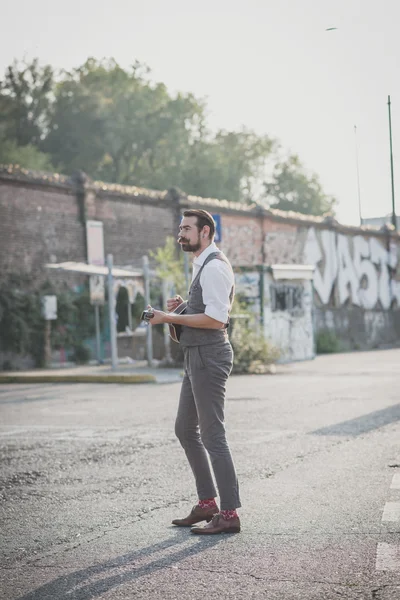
[369,238,392,309]
[304,228,337,304]
[337,234,360,305]
[353,236,379,309]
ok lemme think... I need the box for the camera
[141,309,154,322]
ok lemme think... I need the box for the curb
[0,374,157,385]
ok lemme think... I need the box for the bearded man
[147,209,241,534]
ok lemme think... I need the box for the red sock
[198,498,217,509]
[220,509,238,520]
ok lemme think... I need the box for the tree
[0,138,54,171]
[264,154,336,216]
[0,57,335,215]
[44,58,205,185]
[149,236,186,297]
[0,59,54,147]
[182,129,275,202]
[43,59,276,200]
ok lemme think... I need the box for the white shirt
[191,242,234,324]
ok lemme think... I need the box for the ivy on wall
[0,275,96,369]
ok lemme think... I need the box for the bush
[316,329,340,354]
[71,343,91,365]
[230,301,280,374]
[0,275,95,368]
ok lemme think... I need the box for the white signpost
[86,220,105,362]
[41,295,57,367]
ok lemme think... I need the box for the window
[270,284,303,312]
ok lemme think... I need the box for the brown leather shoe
[172,504,219,527]
[191,513,241,534]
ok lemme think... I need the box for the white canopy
[271,264,315,281]
[46,261,142,278]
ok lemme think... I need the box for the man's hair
[182,209,215,240]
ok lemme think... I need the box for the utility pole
[388,96,397,230]
[107,254,118,371]
[354,125,363,226]
[142,255,153,367]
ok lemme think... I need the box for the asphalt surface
[1,349,399,600]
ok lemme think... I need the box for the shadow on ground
[17,529,221,600]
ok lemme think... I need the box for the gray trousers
[175,341,241,511]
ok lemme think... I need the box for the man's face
[178,216,202,252]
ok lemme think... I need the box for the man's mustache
[178,237,189,243]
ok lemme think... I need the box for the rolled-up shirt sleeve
[200,261,234,324]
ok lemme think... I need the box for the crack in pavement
[165,566,400,597]
[13,497,191,567]
[166,565,360,586]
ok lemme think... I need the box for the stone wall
[0,169,178,288]
[1,165,400,357]
[0,178,84,287]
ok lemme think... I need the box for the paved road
[1,350,399,600]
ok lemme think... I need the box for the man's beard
[179,235,201,253]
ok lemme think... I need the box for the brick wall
[0,173,178,286]
[92,193,175,267]
[1,166,399,360]
[0,181,85,287]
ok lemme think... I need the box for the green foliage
[0,275,43,360]
[264,154,336,216]
[316,329,340,354]
[229,300,280,374]
[71,343,91,365]
[0,275,95,369]
[150,236,186,297]
[131,293,145,330]
[0,57,335,215]
[181,129,275,202]
[0,138,54,171]
[116,286,130,333]
[43,58,206,185]
[0,59,54,147]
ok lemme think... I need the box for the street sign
[212,214,222,243]
[42,295,57,320]
[86,221,105,266]
[86,220,105,305]
[89,275,106,305]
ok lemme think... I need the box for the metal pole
[388,96,397,230]
[107,254,118,371]
[162,278,172,363]
[142,255,153,367]
[44,320,51,368]
[354,125,363,226]
[94,304,101,364]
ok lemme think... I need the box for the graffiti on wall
[304,228,400,309]
[235,271,260,300]
[264,277,314,362]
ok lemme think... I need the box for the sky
[1,0,399,226]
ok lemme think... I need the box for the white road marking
[376,543,400,571]
[390,473,400,490]
[382,502,400,522]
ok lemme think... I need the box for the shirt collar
[193,242,219,267]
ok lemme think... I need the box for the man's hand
[146,304,225,330]
[146,306,167,326]
[167,295,184,313]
